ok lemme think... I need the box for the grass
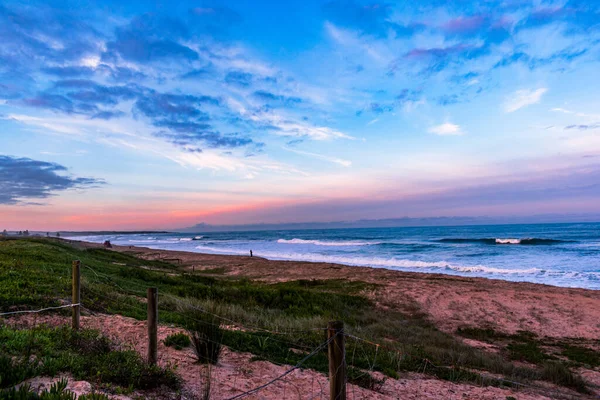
[0,237,594,395]
[0,324,180,392]
[1,378,110,399]
[457,326,595,393]
[163,332,191,350]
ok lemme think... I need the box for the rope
[225,333,337,400]
[0,303,80,317]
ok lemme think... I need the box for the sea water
[71,223,600,289]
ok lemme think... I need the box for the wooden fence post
[147,287,158,365]
[328,320,346,400]
[72,260,80,330]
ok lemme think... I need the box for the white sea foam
[179,238,193,241]
[276,238,379,246]
[194,245,543,275]
[495,238,521,244]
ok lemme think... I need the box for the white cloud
[244,109,354,140]
[504,88,548,113]
[428,123,463,136]
[283,146,352,167]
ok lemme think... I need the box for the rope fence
[0,303,80,317]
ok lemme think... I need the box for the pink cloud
[442,15,486,34]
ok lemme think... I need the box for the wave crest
[438,238,570,245]
[276,238,379,246]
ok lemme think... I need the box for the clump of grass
[539,361,589,393]
[179,301,223,365]
[164,332,190,350]
[507,341,554,364]
[560,344,600,367]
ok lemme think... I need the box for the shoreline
[67,237,600,340]
[67,234,598,291]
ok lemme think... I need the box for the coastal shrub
[164,332,190,350]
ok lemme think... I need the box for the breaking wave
[438,238,570,245]
[276,238,380,246]
[194,245,543,275]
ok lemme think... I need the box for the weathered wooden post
[328,320,346,400]
[147,287,158,365]
[72,260,80,330]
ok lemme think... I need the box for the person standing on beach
[250,250,253,257]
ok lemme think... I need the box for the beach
[4,236,600,399]
[76,239,600,340]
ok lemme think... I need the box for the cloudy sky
[1,0,600,230]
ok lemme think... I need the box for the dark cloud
[134,92,219,121]
[252,90,302,106]
[322,1,422,38]
[105,37,198,63]
[565,124,600,130]
[388,43,487,77]
[0,155,104,205]
[181,64,217,80]
[516,4,600,33]
[0,4,103,69]
[437,94,461,106]
[25,82,145,116]
[493,52,530,69]
[90,110,125,120]
[286,139,304,146]
[98,65,147,82]
[23,93,93,114]
[130,91,255,150]
[153,122,254,149]
[42,66,96,77]
[356,89,421,115]
[67,85,139,105]
[224,71,254,87]
[494,48,588,70]
[103,14,198,63]
[189,4,243,26]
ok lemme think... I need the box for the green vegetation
[163,332,191,350]
[0,238,594,395]
[561,344,600,367]
[0,325,179,392]
[179,301,223,365]
[457,326,597,393]
[1,379,109,400]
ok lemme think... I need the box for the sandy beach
[71,239,600,340]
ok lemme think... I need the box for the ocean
[71,223,600,290]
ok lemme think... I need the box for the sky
[1,0,600,231]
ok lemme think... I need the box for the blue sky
[1,0,600,230]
